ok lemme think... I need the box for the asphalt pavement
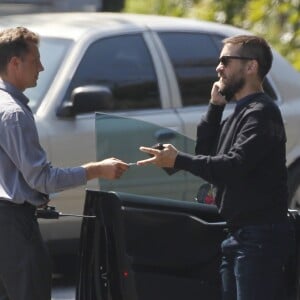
[52,285,75,300]
[51,274,76,300]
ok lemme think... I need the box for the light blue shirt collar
[0,79,30,108]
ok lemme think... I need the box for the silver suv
[1,12,300,257]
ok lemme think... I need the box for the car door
[77,115,300,300]
[77,189,227,300]
[77,190,300,300]
[76,113,225,300]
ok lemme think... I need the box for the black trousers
[0,202,51,300]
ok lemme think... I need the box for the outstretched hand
[137,144,178,168]
[82,158,129,180]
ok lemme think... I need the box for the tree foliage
[124,0,300,70]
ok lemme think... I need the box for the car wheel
[288,164,300,209]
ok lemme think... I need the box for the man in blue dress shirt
[0,27,128,300]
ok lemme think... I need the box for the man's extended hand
[137,144,178,168]
[82,158,129,180]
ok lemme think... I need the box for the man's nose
[216,63,223,73]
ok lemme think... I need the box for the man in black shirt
[137,35,295,300]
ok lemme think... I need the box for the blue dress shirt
[0,79,86,206]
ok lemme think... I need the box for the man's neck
[235,83,263,102]
[0,75,23,92]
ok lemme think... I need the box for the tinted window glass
[211,34,224,50]
[66,34,160,111]
[158,33,219,106]
[95,113,205,202]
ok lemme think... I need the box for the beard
[219,75,246,102]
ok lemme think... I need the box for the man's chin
[29,81,37,88]
[220,90,234,102]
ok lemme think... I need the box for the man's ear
[9,56,21,69]
[247,60,258,74]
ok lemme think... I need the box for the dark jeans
[220,221,295,300]
[0,202,51,300]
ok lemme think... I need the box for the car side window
[158,32,220,106]
[66,34,160,111]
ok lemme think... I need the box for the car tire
[288,164,300,209]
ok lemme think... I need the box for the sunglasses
[218,55,255,67]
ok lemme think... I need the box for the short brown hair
[223,35,273,80]
[0,27,39,73]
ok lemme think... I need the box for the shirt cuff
[174,151,195,172]
[72,166,88,186]
[204,102,225,124]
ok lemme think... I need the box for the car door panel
[121,206,225,300]
[77,190,227,300]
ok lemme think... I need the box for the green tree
[124,0,191,16]
[124,0,300,70]
[190,0,300,70]
[244,0,300,70]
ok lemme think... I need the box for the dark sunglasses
[218,55,255,66]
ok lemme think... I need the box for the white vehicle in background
[1,12,300,263]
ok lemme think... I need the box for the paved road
[51,274,76,300]
[52,285,75,300]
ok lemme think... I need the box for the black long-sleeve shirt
[175,92,288,228]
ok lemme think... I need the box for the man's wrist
[210,99,226,106]
[82,162,100,181]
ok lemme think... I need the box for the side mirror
[57,85,113,117]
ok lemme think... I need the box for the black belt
[0,200,36,209]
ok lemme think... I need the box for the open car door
[76,191,300,300]
[77,190,227,300]
[76,113,226,300]
[76,113,300,300]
